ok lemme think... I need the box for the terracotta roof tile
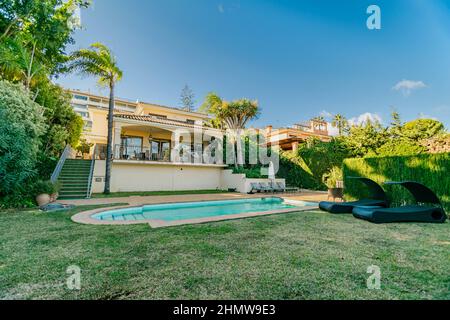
[114,114,201,129]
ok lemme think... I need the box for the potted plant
[76,139,93,160]
[50,181,61,203]
[322,167,344,202]
[34,180,59,207]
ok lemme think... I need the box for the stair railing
[51,144,72,183]
[86,144,97,199]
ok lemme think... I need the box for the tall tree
[0,36,47,94]
[0,0,90,74]
[68,43,123,194]
[331,114,348,136]
[180,84,195,112]
[201,93,259,167]
[199,92,225,129]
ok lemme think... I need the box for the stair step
[60,182,89,187]
[58,196,88,200]
[61,187,88,191]
[59,191,88,196]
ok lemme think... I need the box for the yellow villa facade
[68,90,286,195]
[70,90,214,160]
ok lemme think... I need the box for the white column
[113,122,122,159]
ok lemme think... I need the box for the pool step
[57,159,92,200]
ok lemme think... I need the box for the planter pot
[50,193,59,203]
[36,194,51,207]
[328,188,344,202]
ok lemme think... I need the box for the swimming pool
[89,197,317,227]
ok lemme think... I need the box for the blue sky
[57,0,450,131]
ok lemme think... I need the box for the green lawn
[92,189,230,198]
[0,205,449,300]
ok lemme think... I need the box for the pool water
[92,198,315,222]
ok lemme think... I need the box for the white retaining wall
[91,161,285,194]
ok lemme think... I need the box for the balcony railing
[114,145,171,162]
[113,144,222,165]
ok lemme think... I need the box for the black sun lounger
[319,177,388,214]
[353,181,447,224]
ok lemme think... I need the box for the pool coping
[71,198,319,228]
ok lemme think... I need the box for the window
[73,94,88,101]
[120,136,143,159]
[186,119,195,125]
[77,111,89,118]
[83,120,93,131]
[149,139,171,161]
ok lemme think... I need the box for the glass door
[149,140,171,161]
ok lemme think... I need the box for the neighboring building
[265,119,332,152]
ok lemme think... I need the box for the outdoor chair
[249,183,263,194]
[319,177,389,214]
[352,181,447,224]
[259,182,273,193]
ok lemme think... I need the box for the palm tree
[201,93,259,167]
[331,114,348,136]
[68,43,123,194]
[0,36,47,95]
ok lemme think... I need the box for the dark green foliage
[278,138,352,190]
[32,180,59,195]
[343,153,450,211]
[0,80,46,206]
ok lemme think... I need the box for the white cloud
[393,79,427,96]
[320,110,333,120]
[348,112,382,126]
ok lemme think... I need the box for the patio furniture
[249,183,263,194]
[276,182,286,192]
[270,182,285,193]
[259,182,273,193]
[353,181,447,224]
[319,177,389,214]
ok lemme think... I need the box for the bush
[322,166,343,189]
[278,138,351,190]
[232,166,266,179]
[343,153,450,211]
[0,80,46,206]
[32,180,60,195]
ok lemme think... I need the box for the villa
[265,120,331,152]
[56,90,285,198]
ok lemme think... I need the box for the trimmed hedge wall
[343,153,450,211]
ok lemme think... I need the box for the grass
[92,189,230,198]
[0,205,449,300]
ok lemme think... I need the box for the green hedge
[343,153,450,211]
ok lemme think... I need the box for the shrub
[343,153,450,211]
[278,138,351,190]
[32,180,60,196]
[0,80,46,204]
[232,166,266,179]
[322,166,343,189]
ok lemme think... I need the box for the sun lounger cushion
[353,205,447,224]
[319,199,388,214]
